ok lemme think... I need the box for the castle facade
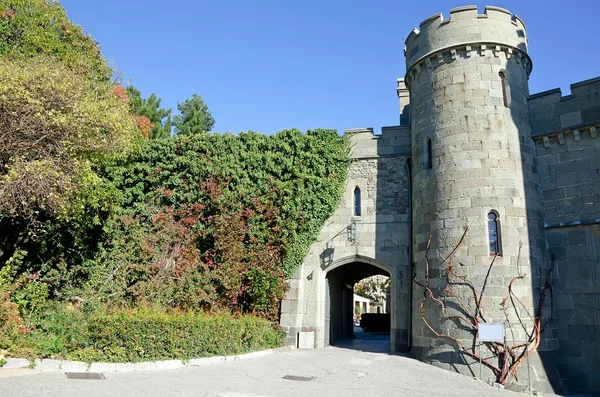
[280,6,600,395]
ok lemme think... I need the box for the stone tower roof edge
[405,5,526,42]
[403,5,530,81]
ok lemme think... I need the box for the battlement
[404,6,528,77]
[529,76,600,103]
[529,76,600,136]
[345,127,411,159]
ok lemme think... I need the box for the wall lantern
[347,218,356,243]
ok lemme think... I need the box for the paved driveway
[0,346,548,397]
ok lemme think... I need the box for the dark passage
[325,261,390,353]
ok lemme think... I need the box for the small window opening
[353,187,361,216]
[426,137,433,169]
[488,212,500,255]
[499,71,510,108]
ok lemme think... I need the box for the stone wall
[543,226,600,394]
[405,6,554,392]
[532,79,600,227]
[529,77,600,136]
[280,127,412,352]
[281,6,600,395]
[531,77,600,394]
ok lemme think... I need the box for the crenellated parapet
[404,6,531,87]
[529,76,600,138]
[345,126,411,160]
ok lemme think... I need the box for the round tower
[405,6,554,389]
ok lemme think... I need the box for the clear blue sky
[60,0,599,135]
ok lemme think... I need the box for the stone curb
[1,346,294,373]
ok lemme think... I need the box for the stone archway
[278,128,412,352]
[323,256,396,350]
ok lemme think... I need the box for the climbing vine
[0,0,351,324]
[108,129,350,279]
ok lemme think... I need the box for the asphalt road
[0,344,554,397]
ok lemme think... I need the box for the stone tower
[405,6,555,388]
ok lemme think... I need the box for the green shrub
[6,304,284,363]
[108,129,350,279]
[0,0,113,82]
[86,307,285,362]
[0,290,28,350]
[24,303,88,358]
[83,130,350,318]
[4,302,84,359]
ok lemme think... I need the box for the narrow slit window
[353,187,361,216]
[488,212,500,255]
[426,137,433,169]
[499,71,510,108]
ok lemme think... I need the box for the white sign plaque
[478,322,505,343]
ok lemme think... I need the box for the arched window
[353,187,361,216]
[426,137,433,169]
[499,70,510,108]
[488,212,500,255]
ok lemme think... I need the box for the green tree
[354,276,390,302]
[173,94,215,135]
[0,0,112,82]
[0,57,140,224]
[0,0,141,300]
[126,86,172,139]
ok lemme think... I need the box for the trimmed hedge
[87,308,285,362]
[6,304,284,363]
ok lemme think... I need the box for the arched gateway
[280,129,412,353]
[324,256,393,347]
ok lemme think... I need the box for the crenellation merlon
[449,5,478,20]
[405,5,526,46]
[528,88,562,101]
[346,126,411,159]
[419,13,442,31]
[345,126,411,140]
[404,5,530,85]
[483,6,512,20]
[570,76,600,96]
[528,76,600,135]
[530,77,600,103]
[345,128,375,136]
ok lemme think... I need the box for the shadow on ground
[331,325,395,354]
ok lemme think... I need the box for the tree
[354,275,390,303]
[173,94,215,135]
[126,86,172,139]
[0,57,140,225]
[0,0,141,296]
[0,0,112,82]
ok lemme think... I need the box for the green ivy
[108,129,350,278]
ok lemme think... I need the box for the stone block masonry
[531,76,600,395]
[405,7,552,392]
[279,5,600,395]
[280,127,412,353]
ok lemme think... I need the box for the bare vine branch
[413,227,553,387]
